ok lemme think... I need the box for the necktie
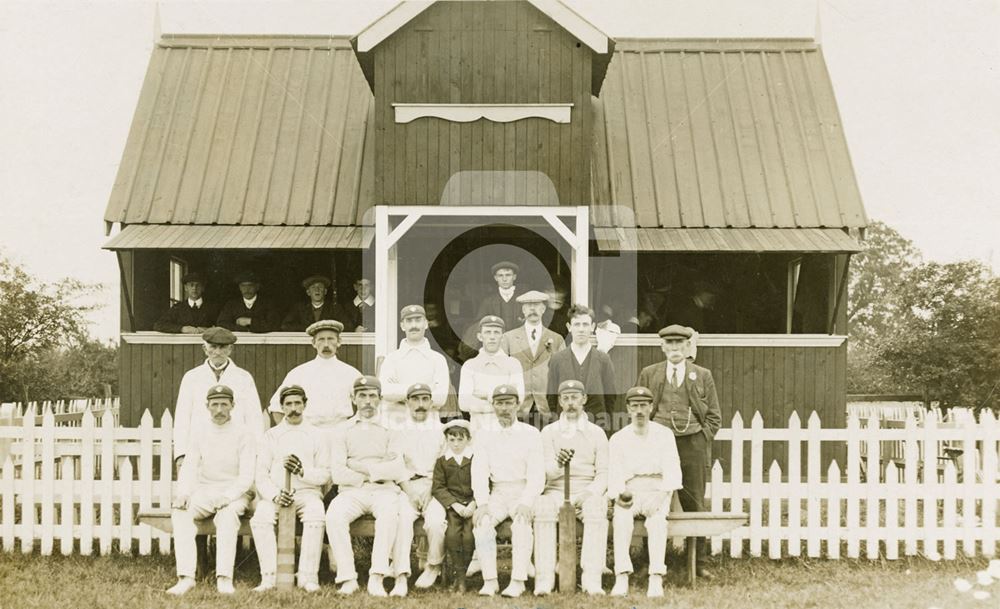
[531,328,537,341]
[671,367,679,388]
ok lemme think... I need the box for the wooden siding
[373,1,592,206]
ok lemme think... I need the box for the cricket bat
[558,461,577,593]
[276,469,296,590]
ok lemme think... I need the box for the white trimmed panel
[615,334,847,348]
[356,1,435,52]
[527,0,609,53]
[393,103,573,124]
[122,332,375,346]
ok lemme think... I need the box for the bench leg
[196,535,209,579]
[687,537,697,587]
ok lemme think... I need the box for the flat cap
[491,261,519,275]
[406,383,433,399]
[181,272,204,285]
[206,384,234,400]
[234,270,260,284]
[306,319,344,336]
[658,324,693,340]
[442,418,472,434]
[515,290,549,304]
[301,275,331,289]
[399,304,426,320]
[202,326,237,345]
[479,315,505,330]
[625,386,654,402]
[491,384,519,401]
[558,379,586,395]
[278,385,306,403]
[352,375,381,394]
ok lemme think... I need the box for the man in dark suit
[545,304,618,431]
[154,272,216,334]
[636,324,722,578]
[344,278,375,332]
[280,275,351,332]
[215,271,278,333]
[475,261,522,330]
[499,291,564,427]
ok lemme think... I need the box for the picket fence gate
[0,406,998,561]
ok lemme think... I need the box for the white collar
[188,298,203,308]
[498,286,516,301]
[570,342,592,357]
[444,447,474,464]
[206,358,230,372]
[348,414,383,428]
[242,295,257,307]
[557,414,588,435]
[354,295,375,307]
[399,338,431,352]
[313,354,341,364]
[311,301,324,309]
[667,360,687,375]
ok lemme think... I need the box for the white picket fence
[1,406,998,560]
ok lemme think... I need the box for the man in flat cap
[500,291,565,427]
[471,384,544,597]
[475,261,523,330]
[378,305,450,427]
[269,319,361,428]
[168,384,256,596]
[636,324,721,578]
[458,315,525,433]
[386,383,449,596]
[216,271,278,333]
[545,304,619,430]
[281,275,351,332]
[533,379,610,596]
[326,376,401,597]
[607,386,683,598]
[173,327,263,467]
[154,272,217,334]
[251,385,330,593]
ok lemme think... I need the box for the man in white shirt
[607,386,683,598]
[250,385,330,593]
[325,376,401,597]
[378,305,450,427]
[458,315,525,433]
[499,291,565,426]
[173,327,263,466]
[167,384,255,596]
[387,383,449,596]
[268,319,361,428]
[472,384,545,598]
[534,380,610,596]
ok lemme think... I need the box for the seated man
[154,272,216,334]
[216,271,278,333]
[534,380,610,596]
[250,385,329,593]
[325,376,400,597]
[608,386,683,598]
[167,384,255,596]
[387,383,448,597]
[281,275,350,332]
[471,385,544,597]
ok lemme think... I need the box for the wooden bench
[139,510,747,587]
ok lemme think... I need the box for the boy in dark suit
[431,419,476,591]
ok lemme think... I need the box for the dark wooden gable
[369,0,596,207]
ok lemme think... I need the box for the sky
[0,0,997,341]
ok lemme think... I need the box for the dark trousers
[676,431,709,565]
[445,510,475,576]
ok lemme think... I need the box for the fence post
[903,413,920,556]
[2,458,14,551]
[99,409,115,555]
[827,461,841,559]
[119,458,134,554]
[865,417,880,560]
[138,410,154,555]
[157,410,174,555]
[845,413,860,558]
[786,411,801,557]
[710,460,724,556]
[922,410,940,559]
[767,460,782,559]
[79,409,95,556]
[806,412,822,558]
[942,461,957,560]
[40,406,56,556]
[885,462,899,560]
[748,412,764,557]
[20,405,36,554]
[961,411,977,556]
[982,410,998,557]
[60,458,74,555]
[729,412,745,558]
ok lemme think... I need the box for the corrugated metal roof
[593,227,861,252]
[104,36,375,227]
[102,224,371,250]
[591,39,867,229]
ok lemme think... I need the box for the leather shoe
[696,566,715,580]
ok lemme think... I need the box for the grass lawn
[0,551,993,609]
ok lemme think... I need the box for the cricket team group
[166,290,721,599]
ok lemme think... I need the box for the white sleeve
[173,372,194,458]
[431,354,450,408]
[268,371,293,414]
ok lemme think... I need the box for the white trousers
[392,480,447,576]
[326,485,399,583]
[613,478,672,576]
[534,489,609,580]
[474,483,535,582]
[172,491,250,579]
[250,490,326,582]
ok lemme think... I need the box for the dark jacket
[342,299,376,332]
[153,300,217,333]
[637,359,722,452]
[475,288,522,330]
[216,296,279,333]
[280,301,352,332]
[431,454,474,508]
[545,346,619,427]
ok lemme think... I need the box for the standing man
[533,380,610,596]
[500,291,565,427]
[173,327,263,466]
[608,386,683,598]
[167,384,255,596]
[458,315,524,433]
[387,383,449,597]
[268,320,361,428]
[637,324,722,579]
[326,376,401,596]
[346,277,375,332]
[154,272,216,334]
[251,385,330,593]
[281,275,351,332]
[216,271,278,333]
[475,261,522,330]
[545,305,619,429]
[378,305,450,427]
[471,385,544,598]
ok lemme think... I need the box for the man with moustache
[154,272,216,334]
[281,275,351,332]
[216,271,278,333]
[499,291,565,427]
[378,305,450,426]
[458,315,525,433]
[545,305,619,429]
